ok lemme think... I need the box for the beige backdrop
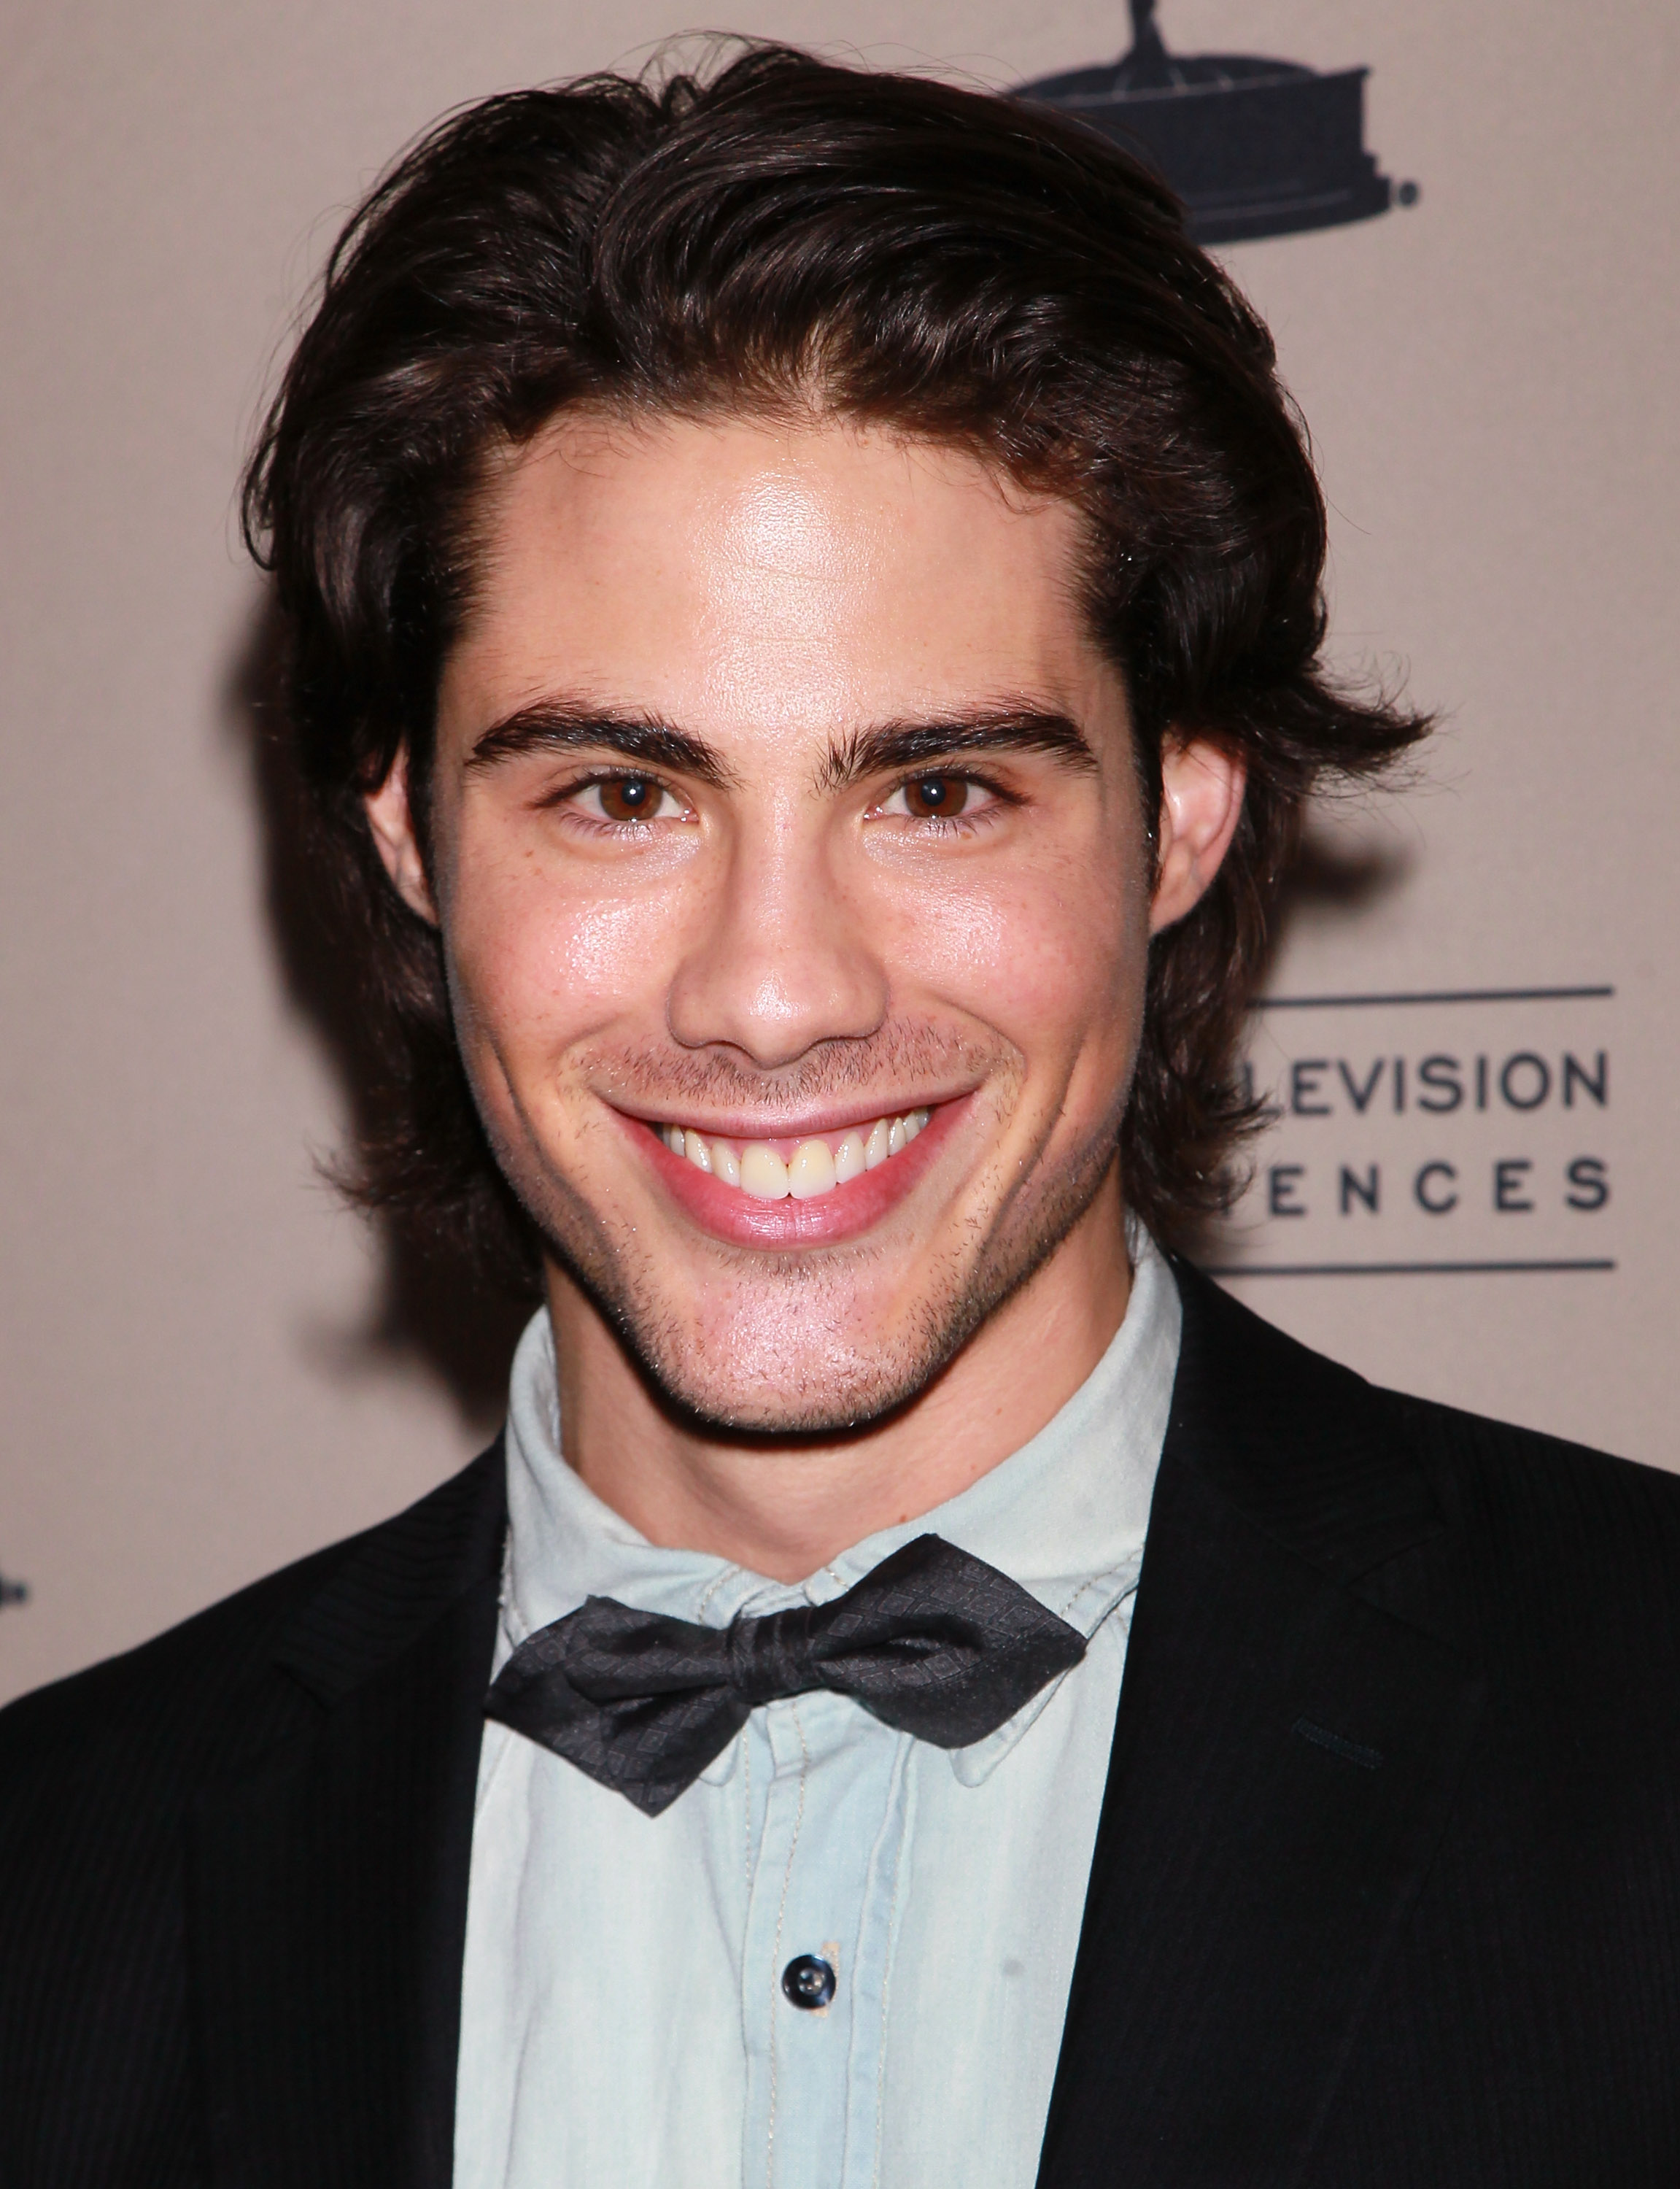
[4,0,1677,1706]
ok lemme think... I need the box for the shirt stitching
[764,1702,810,2189]
[473,1721,516,1815]
[495,1534,529,1653]
[1054,1559,1139,1630]
[697,1565,741,1621]
[870,1738,912,2189]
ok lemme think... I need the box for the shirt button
[781,1954,837,2010]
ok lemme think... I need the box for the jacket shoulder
[1398,1381,1679,1515]
[1180,1254,1678,1516]
[1174,1259,1680,1621]
[0,1442,506,1791]
[1392,1385,1680,1648]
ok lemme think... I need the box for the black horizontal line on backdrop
[1251,986,1614,1011]
[1207,1259,1617,1278]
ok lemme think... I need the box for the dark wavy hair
[242,42,1428,1278]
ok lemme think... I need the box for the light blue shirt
[454,1238,1181,2189]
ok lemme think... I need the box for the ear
[363,749,439,925]
[1148,736,1246,936]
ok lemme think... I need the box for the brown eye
[900,775,969,819]
[592,775,666,823]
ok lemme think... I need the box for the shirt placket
[740,1691,911,2189]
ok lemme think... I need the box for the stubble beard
[515,1097,1127,1440]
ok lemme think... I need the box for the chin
[624,1286,951,1437]
[588,1202,1063,1435]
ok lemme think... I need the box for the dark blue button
[781,1954,837,2010]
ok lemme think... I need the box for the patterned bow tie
[485,1533,1085,1815]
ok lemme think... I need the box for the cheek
[442,838,686,1065]
[889,848,1147,1073]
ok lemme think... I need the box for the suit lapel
[189,1443,506,2189]
[1037,1269,1484,2188]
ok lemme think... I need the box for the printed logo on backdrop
[1021,0,1417,245]
[1207,987,1614,1278]
[1025,17,1616,1286]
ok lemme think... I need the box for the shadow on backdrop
[225,591,534,1435]
[225,584,1412,1425]
[1280,822,1414,916]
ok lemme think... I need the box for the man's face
[376,413,1218,1434]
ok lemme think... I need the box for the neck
[543,1178,1133,1582]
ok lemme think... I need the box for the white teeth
[659,1108,934,1202]
[788,1138,837,1200]
[740,1143,791,1200]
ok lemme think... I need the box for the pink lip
[615,1095,958,1148]
[620,1097,967,1248]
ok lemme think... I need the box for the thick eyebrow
[466,699,738,788]
[818,709,1097,793]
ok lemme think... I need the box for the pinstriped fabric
[0,1445,506,2188]
[190,1575,497,2188]
[5,1280,1680,2185]
[1302,1402,1680,2185]
[1037,1273,1680,2187]
[0,1549,335,2186]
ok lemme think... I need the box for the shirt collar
[500,1230,1181,1784]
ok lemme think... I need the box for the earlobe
[363,751,440,925]
[1148,737,1246,936]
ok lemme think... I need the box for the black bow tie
[485,1533,1085,1815]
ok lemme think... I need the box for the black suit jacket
[5,1265,1680,2185]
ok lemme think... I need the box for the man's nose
[665,820,889,1069]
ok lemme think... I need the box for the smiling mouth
[654,1108,933,1202]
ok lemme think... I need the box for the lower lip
[627,1100,965,1248]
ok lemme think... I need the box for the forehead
[442,409,1113,746]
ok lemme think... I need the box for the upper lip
[611,1093,964,1140]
